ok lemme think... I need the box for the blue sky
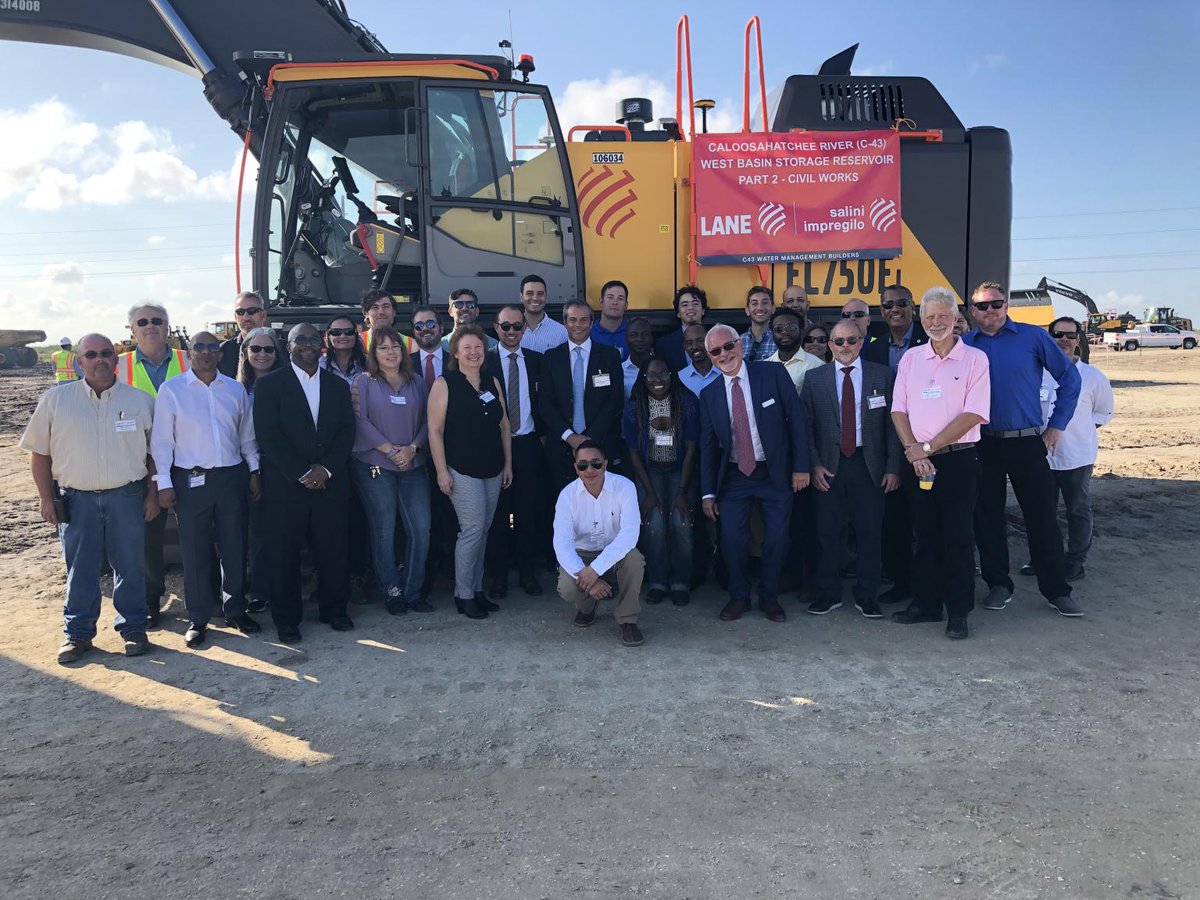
[0,0,1196,341]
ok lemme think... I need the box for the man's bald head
[840,297,871,337]
[76,333,118,386]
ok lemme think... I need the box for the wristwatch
[921,442,932,454]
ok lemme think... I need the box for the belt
[171,463,243,474]
[930,441,976,456]
[981,427,1041,439]
[64,481,141,494]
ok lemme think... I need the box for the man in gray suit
[799,319,902,618]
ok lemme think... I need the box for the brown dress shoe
[619,623,644,646]
[573,609,596,628]
[760,599,787,623]
[719,598,750,621]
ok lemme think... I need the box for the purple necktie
[731,376,756,476]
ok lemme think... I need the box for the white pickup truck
[1104,324,1198,351]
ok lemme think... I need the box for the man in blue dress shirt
[963,282,1083,617]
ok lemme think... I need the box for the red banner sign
[692,130,901,265]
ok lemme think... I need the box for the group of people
[22,274,1113,663]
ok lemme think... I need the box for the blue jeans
[59,481,147,640]
[636,466,693,592]
[352,460,431,603]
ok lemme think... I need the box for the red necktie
[840,366,856,457]
[731,376,756,477]
[424,352,435,384]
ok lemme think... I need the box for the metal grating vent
[818,82,905,123]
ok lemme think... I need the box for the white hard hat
[59,337,71,346]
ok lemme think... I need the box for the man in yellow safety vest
[359,288,415,353]
[118,303,189,627]
[52,337,80,383]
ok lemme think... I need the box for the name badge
[592,373,611,388]
[188,472,206,489]
[868,394,887,410]
[479,391,496,404]
[761,398,776,408]
[389,394,408,405]
[115,418,137,433]
[654,433,674,447]
[1039,387,1051,402]
[921,386,943,400]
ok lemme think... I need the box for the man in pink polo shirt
[889,287,991,639]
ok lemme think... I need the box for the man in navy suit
[655,285,708,372]
[698,324,810,622]
[253,324,356,643]
[539,299,625,489]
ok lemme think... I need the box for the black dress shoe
[1019,562,1036,577]
[475,591,500,612]
[227,612,261,634]
[408,599,433,613]
[277,626,302,643]
[319,614,354,631]
[891,605,944,625]
[147,606,162,629]
[719,598,749,621]
[618,623,644,646]
[573,609,596,628]
[670,590,690,607]
[877,584,911,605]
[455,596,488,620]
[945,616,969,639]
[487,579,508,600]
[520,578,543,596]
[246,597,268,614]
[760,599,787,623]
[184,623,207,648]
[385,600,408,616]
[645,588,667,605]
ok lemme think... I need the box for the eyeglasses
[191,342,221,353]
[247,344,276,355]
[771,323,800,334]
[80,349,116,359]
[1051,330,1080,339]
[413,320,439,331]
[375,343,402,353]
[841,310,869,319]
[451,300,477,310]
[290,336,322,347]
[973,299,1006,311]
[831,336,861,347]
[234,307,263,317]
[327,327,356,337]
[496,321,525,332]
[881,299,910,310]
[707,340,739,357]
[803,335,829,344]
[574,459,606,471]
[135,317,164,327]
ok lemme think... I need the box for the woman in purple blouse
[350,326,432,614]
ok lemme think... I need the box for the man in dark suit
[539,299,625,489]
[484,305,548,597]
[655,285,707,372]
[218,290,283,378]
[800,319,903,618]
[698,324,810,623]
[253,323,356,643]
[862,283,928,604]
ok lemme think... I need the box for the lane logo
[870,198,898,232]
[757,202,787,237]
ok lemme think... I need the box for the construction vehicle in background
[1144,306,1193,332]
[1034,277,1135,338]
[0,1,1049,330]
[0,330,46,369]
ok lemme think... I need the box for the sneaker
[123,632,152,657]
[1064,564,1086,582]
[1018,562,1036,577]
[573,609,596,628]
[619,623,644,647]
[945,616,969,640]
[854,599,884,619]
[982,587,1012,611]
[57,638,93,665]
[184,623,207,648]
[246,596,268,614]
[807,597,842,615]
[1048,595,1084,617]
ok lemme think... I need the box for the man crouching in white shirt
[553,440,646,646]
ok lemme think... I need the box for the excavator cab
[252,61,581,312]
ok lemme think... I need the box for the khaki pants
[558,548,644,624]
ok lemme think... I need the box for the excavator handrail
[741,16,768,133]
[675,15,696,141]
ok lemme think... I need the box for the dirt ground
[1,349,1197,900]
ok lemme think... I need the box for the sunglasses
[81,349,116,359]
[804,335,829,344]
[192,342,221,353]
[881,299,910,310]
[247,344,276,355]
[645,371,672,381]
[707,340,739,357]
[413,320,439,331]
[327,327,356,337]
[451,300,477,310]
[135,317,164,327]
[973,300,1006,311]
[1051,331,1080,339]
[234,307,263,317]
[290,336,322,347]
[574,459,606,471]
[496,321,525,332]
[771,323,800,334]
[831,336,861,347]
[841,310,869,319]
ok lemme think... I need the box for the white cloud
[856,61,894,77]
[0,100,244,210]
[1098,290,1145,315]
[557,70,740,138]
[40,261,86,286]
[970,53,1006,76]
[147,235,167,245]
